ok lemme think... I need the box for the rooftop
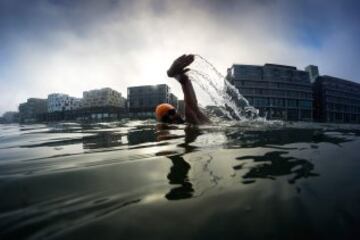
[231,63,297,70]
[320,75,360,87]
[264,63,297,70]
[128,84,168,89]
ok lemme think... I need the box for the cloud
[0,0,359,114]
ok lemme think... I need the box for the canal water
[1,121,360,239]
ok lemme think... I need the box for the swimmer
[155,54,210,125]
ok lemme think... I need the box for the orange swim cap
[155,103,175,121]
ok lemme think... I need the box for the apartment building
[82,88,126,109]
[313,75,360,123]
[47,93,81,112]
[19,98,48,123]
[226,63,313,121]
[127,84,178,114]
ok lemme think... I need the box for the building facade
[1,111,19,123]
[169,93,178,109]
[226,63,313,121]
[305,65,319,83]
[47,93,81,112]
[127,84,178,115]
[313,75,360,123]
[82,88,126,109]
[19,98,48,123]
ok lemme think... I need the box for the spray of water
[187,55,262,121]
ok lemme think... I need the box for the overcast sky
[1,0,359,115]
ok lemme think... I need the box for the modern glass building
[127,84,178,115]
[305,65,319,83]
[226,63,313,121]
[313,75,360,123]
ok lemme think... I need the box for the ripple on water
[1,121,360,239]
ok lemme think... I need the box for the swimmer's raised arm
[167,54,210,125]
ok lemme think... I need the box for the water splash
[187,55,261,121]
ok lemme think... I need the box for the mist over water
[188,55,261,121]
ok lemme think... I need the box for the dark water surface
[1,121,360,240]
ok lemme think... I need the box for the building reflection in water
[234,151,319,184]
[227,128,355,185]
[82,132,123,149]
[80,124,355,200]
[224,128,352,149]
[127,128,157,145]
[82,126,158,150]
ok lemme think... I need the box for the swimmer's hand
[167,54,194,78]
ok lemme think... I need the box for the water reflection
[0,192,141,240]
[165,154,194,200]
[235,151,319,184]
[82,132,123,149]
[153,126,356,199]
[1,122,360,239]
[223,128,356,186]
[127,128,157,145]
[156,125,202,200]
[225,128,352,148]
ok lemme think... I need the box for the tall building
[169,93,178,109]
[226,63,313,121]
[47,93,81,112]
[127,84,178,114]
[305,65,319,83]
[313,75,360,123]
[82,88,126,109]
[19,98,48,123]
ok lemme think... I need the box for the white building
[81,88,126,108]
[47,93,81,113]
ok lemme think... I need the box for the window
[287,99,297,108]
[287,109,299,121]
[248,97,254,105]
[271,98,285,107]
[301,110,312,119]
[287,91,298,98]
[299,100,312,109]
[254,97,268,107]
